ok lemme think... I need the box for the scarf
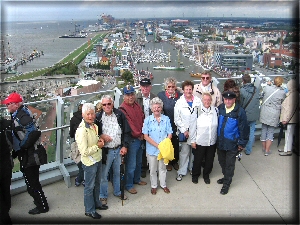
[119,101,144,138]
[165,91,178,99]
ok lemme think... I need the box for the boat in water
[153,50,185,71]
[190,72,202,78]
[59,22,87,38]
[153,65,185,71]
[0,58,18,73]
[59,34,86,38]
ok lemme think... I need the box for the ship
[59,22,87,38]
[153,65,185,71]
[153,50,185,71]
[59,33,87,38]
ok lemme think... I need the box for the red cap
[2,92,23,105]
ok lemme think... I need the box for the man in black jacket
[95,95,131,206]
[69,103,85,187]
[2,92,49,215]
[0,117,13,224]
[136,78,156,177]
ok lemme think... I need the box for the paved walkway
[10,139,298,224]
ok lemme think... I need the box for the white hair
[82,103,95,114]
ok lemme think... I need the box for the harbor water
[2,20,229,91]
[2,20,96,73]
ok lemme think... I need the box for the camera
[236,152,242,161]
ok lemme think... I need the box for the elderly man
[193,72,222,107]
[2,92,49,215]
[240,74,260,155]
[95,95,131,206]
[119,85,147,194]
[217,91,249,195]
[136,78,156,178]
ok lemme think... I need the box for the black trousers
[169,135,179,165]
[0,165,12,224]
[141,140,148,172]
[217,149,238,187]
[192,144,216,180]
[18,152,49,211]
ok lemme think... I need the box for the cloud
[2,0,297,22]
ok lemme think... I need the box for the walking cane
[120,155,125,206]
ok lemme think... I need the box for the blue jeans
[100,147,121,198]
[245,121,256,154]
[76,161,84,183]
[125,138,143,190]
[82,162,102,213]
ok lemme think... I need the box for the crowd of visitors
[1,74,297,221]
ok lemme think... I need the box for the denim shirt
[142,114,173,156]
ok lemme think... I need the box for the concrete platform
[10,139,299,224]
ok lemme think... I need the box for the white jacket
[190,105,219,146]
[174,95,202,144]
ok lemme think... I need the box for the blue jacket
[217,103,249,151]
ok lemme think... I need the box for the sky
[2,0,298,22]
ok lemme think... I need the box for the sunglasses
[102,103,112,107]
[201,77,210,80]
[167,85,175,88]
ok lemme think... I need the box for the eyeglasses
[102,102,112,107]
[201,77,210,80]
[6,102,15,106]
[167,85,175,88]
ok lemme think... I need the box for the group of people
[1,73,297,222]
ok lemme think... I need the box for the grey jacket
[240,83,260,122]
[259,85,286,127]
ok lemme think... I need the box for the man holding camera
[216,91,249,195]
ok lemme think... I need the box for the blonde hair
[274,76,284,87]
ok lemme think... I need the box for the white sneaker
[278,149,284,152]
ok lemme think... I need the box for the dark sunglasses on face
[6,102,15,106]
[167,85,175,88]
[201,77,210,80]
[102,102,112,107]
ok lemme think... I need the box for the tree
[121,70,134,84]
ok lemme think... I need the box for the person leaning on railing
[2,92,49,215]
[278,78,298,156]
[259,76,286,156]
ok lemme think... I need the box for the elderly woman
[75,103,107,219]
[278,79,298,156]
[174,80,202,181]
[157,77,182,171]
[190,92,218,184]
[259,76,286,156]
[142,97,173,195]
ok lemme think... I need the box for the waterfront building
[214,53,253,71]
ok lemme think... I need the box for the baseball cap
[123,85,135,95]
[2,92,23,105]
[140,78,151,86]
[222,91,236,99]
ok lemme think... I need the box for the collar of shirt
[225,103,235,114]
[200,82,212,93]
[143,94,150,100]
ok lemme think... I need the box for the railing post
[56,96,71,187]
